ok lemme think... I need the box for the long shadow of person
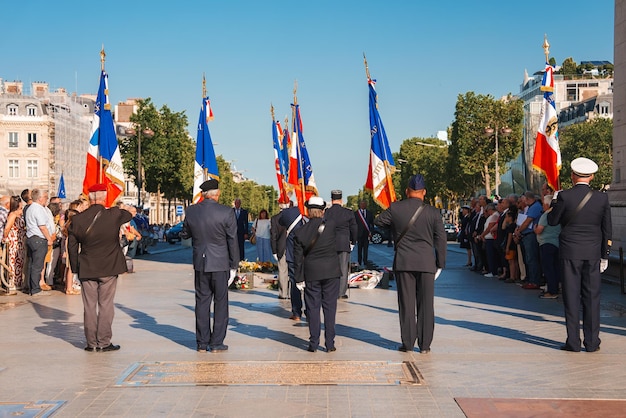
[116,303,196,349]
[31,302,85,349]
[227,318,310,350]
[335,323,400,350]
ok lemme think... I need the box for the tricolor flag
[272,116,290,204]
[57,172,66,199]
[290,103,318,213]
[82,69,125,207]
[364,65,396,209]
[192,96,219,203]
[532,60,561,191]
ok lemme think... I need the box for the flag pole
[202,73,208,182]
[364,53,395,205]
[98,46,106,184]
[293,80,307,215]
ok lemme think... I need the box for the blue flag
[192,97,219,203]
[57,172,66,199]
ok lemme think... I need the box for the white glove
[350,244,355,251]
[552,190,560,200]
[434,268,442,280]
[228,269,237,286]
[272,254,277,261]
[600,259,609,273]
[296,281,306,291]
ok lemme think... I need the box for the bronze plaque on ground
[115,361,422,386]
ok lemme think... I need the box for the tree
[559,57,578,76]
[558,118,612,190]
[447,92,524,198]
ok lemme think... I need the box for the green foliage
[559,57,578,76]
[558,118,613,190]
[395,138,449,204]
[447,92,524,197]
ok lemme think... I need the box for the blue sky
[2,0,614,201]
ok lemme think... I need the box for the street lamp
[125,126,154,207]
[484,125,512,197]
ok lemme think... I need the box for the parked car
[370,225,391,244]
[166,222,184,244]
[444,223,458,241]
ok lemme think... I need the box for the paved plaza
[1,241,626,417]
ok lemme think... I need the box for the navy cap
[331,190,342,200]
[407,174,426,190]
[200,179,219,191]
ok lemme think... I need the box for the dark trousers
[195,270,229,349]
[26,236,48,295]
[520,233,542,285]
[237,235,245,261]
[337,251,350,297]
[81,275,118,348]
[304,278,340,349]
[395,271,435,351]
[540,244,560,295]
[560,258,601,351]
[287,261,304,317]
[484,239,498,275]
[357,234,369,264]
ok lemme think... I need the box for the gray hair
[308,208,324,218]
[202,189,220,199]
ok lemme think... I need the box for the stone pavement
[1,240,626,417]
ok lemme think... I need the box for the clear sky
[2,0,614,201]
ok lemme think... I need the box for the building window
[27,106,37,116]
[8,132,18,147]
[8,105,18,116]
[599,102,610,115]
[8,160,19,178]
[27,133,37,148]
[27,160,38,178]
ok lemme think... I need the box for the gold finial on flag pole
[100,45,106,71]
[202,73,207,98]
[363,52,371,81]
[543,34,550,63]
[270,104,275,121]
[293,79,298,105]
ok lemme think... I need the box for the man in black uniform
[548,157,611,353]
[354,200,373,267]
[324,190,357,299]
[375,174,446,354]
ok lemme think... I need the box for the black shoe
[340,295,349,299]
[327,347,336,352]
[84,346,96,352]
[210,344,228,352]
[398,345,411,352]
[560,344,580,352]
[98,344,121,352]
[197,347,208,353]
[586,346,601,353]
[307,345,317,352]
[420,348,431,354]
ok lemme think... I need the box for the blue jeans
[26,236,48,295]
[520,233,542,285]
[540,243,560,294]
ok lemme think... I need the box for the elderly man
[181,179,239,353]
[67,184,132,351]
[25,189,55,296]
[548,157,612,353]
[375,174,446,354]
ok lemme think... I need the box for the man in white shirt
[25,189,55,296]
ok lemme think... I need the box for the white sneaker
[483,273,494,278]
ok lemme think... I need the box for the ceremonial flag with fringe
[290,103,318,212]
[272,119,290,204]
[532,61,561,191]
[82,70,124,207]
[364,77,396,209]
[192,97,219,203]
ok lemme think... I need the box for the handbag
[249,220,258,245]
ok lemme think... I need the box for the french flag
[192,96,219,203]
[532,61,561,191]
[82,70,124,207]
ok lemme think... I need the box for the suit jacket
[374,198,446,273]
[67,204,132,279]
[325,204,357,252]
[547,184,612,260]
[234,207,249,239]
[270,212,287,258]
[354,208,374,238]
[181,199,240,272]
[278,206,304,263]
[293,217,341,283]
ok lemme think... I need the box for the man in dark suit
[325,190,357,299]
[548,157,612,353]
[270,202,291,299]
[67,183,132,352]
[293,196,341,352]
[279,205,305,320]
[375,174,446,354]
[354,200,373,267]
[181,179,239,353]
[234,198,249,261]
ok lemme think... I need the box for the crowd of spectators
[458,184,561,299]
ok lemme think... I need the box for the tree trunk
[484,163,491,197]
